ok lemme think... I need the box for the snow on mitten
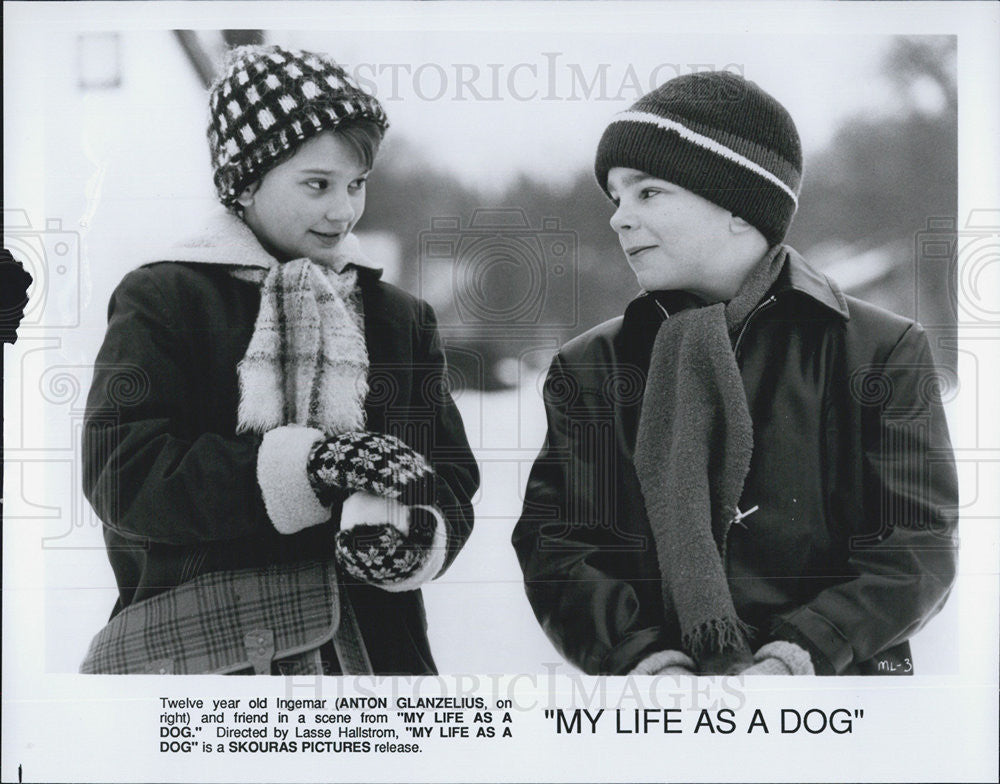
[334,492,446,591]
[307,431,435,506]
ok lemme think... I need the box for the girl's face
[238,131,369,267]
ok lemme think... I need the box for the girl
[81,45,478,675]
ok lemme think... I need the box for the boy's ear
[729,214,756,234]
[236,182,260,208]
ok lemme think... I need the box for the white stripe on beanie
[608,110,799,206]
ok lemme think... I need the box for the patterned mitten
[307,431,435,506]
[334,492,444,591]
[739,641,814,675]
[630,650,697,676]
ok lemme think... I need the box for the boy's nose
[609,203,634,233]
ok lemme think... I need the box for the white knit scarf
[147,208,377,436]
[236,259,368,435]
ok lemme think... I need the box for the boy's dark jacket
[83,261,479,675]
[512,248,958,675]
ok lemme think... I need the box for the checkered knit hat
[595,71,802,246]
[208,45,388,207]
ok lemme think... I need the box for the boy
[513,71,958,675]
[81,46,478,675]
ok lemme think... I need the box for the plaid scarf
[145,208,375,437]
[633,246,786,674]
[235,259,369,436]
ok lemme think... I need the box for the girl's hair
[337,119,384,171]
[209,45,388,208]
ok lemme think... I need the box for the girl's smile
[238,131,369,267]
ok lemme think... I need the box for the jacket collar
[625,244,849,322]
[144,207,382,276]
[778,245,850,320]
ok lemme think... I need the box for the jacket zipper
[650,293,772,568]
[722,295,776,569]
[721,504,759,568]
[733,294,777,359]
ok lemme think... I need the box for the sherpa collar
[149,207,383,276]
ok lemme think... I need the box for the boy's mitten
[334,492,446,591]
[630,649,697,676]
[308,431,435,506]
[739,641,814,676]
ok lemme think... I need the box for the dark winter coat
[512,248,958,675]
[83,261,479,675]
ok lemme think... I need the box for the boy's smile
[625,245,657,258]
[607,167,764,302]
[238,131,369,268]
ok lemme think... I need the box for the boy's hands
[739,641,814,675]
[630,650,697,676]
[629,641,813,676]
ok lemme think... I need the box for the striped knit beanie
[595,71,802,246]
[208,45,389,208]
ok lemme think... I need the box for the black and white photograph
[3,1,998,782]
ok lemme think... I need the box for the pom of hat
[207,45,388,207]
[595,71,802,246]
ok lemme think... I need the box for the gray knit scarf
[633,245,786,675]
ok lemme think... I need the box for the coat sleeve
[411,300,479,576]
[771,322,959,673]
[512,354,668,674]
[82,267,277,546]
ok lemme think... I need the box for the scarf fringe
[682,617,755,662]
[235,363,286,434]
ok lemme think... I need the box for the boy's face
[607,167,750,301]
[238,131,369,267]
